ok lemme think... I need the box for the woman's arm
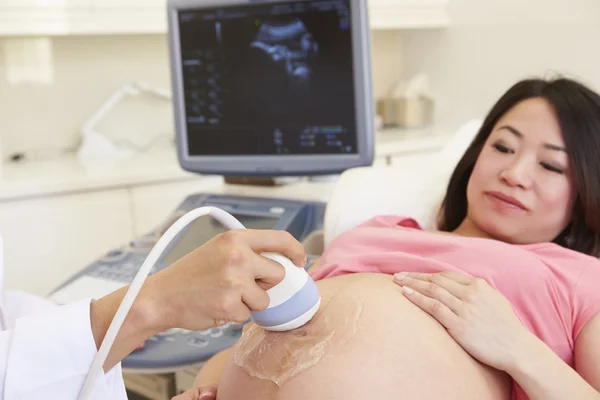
[503,312,600,400]
[575,313,600,390]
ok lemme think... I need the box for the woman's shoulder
[529,245,600,340]
[524,242,598,266]
[325,215,427,252]
[522,242,600,285]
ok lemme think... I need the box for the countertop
[0,126,453,202]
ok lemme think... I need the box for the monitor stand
[224,175,340,187]
[224,176,302,186]
[307,175,340,183]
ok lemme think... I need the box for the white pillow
[323,119,482,246]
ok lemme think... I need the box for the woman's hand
[394,271,531,372]
[172,384,217,400]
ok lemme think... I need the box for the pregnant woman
[178,77,600,400]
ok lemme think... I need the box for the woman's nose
[500,159,534,189]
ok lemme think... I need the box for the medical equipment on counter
[168,0,374,177]
[75,205,321,400]
[50,194,325,370]
[77,82,173,163]
[377,73,435,129]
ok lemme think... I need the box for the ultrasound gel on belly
[233,294,363,386]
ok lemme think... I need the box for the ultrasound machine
[50,0,374,373]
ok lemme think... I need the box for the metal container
[377,96,434,128]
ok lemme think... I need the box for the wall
[3,1,598,158]
[0,31,402,159]
[370,31,403,100]
[0,35,171,159]
[401,0,600,131]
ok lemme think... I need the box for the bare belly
[217,273,512,400]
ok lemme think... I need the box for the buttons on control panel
[145,322,247,349]
[136,323,245,354]
[269,206,285,215]
[103,249,127,263]
[209,328,223,338]
[129,236,156,251]
[188,337,209,348]
[229,322,246,332]
[158,328,180,336]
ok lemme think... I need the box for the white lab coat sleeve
[0,297,127,400]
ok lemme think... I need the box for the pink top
[311,216,600,400]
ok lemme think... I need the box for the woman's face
[461,97,576,244]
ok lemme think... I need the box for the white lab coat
[0,237,127,399]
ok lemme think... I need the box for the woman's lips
[485,191,528,211]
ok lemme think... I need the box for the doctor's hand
[393,271,531,372]
[145,229,307,333]
[91,229,305,371]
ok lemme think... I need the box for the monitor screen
[168,0,374,176]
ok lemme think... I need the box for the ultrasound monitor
[167,0,374,176]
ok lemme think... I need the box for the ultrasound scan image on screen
[176,0,358,157]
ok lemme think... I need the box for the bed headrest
[323,120,483,247]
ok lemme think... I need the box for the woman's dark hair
[438,77,600,257]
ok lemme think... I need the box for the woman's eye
[541,163,564,174]
[493,143,512,153]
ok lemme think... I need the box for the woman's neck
[451,218,495,240]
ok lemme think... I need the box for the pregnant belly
[217,273,512,400]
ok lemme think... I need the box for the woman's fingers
[172,388,200,400]
[199,389,217,400]
[395,271,473,299]
[400,283,459,327]
[171,385,217,400]
[395,274,463,313]
[435,271,475,285]
[198,384,218,399]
